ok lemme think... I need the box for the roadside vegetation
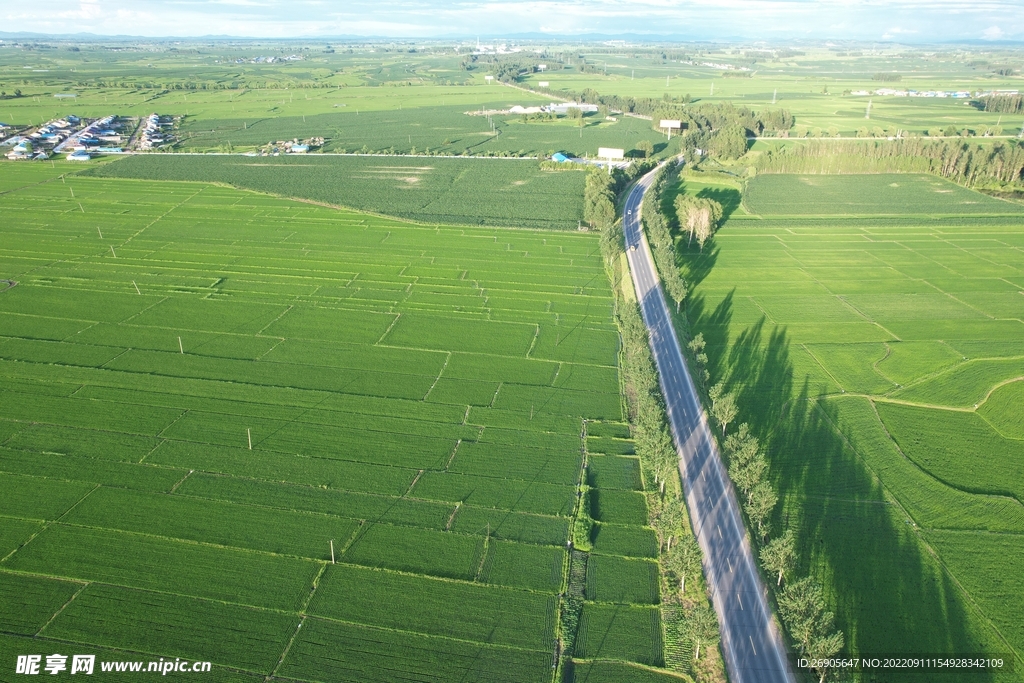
[639,163,846,683]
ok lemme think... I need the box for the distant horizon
[2,1,1023,44]
[2,31,1024,47]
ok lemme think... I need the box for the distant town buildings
[470,102,600,117]
[548,103,600,115]
[2,113,174,160]
[470,41,522,56]
[681,60,752,72]
[139,114,174,150]
[236,55,303,64]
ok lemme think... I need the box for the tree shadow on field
[677,239,719,293]
[680,287,732,385]
[683,293,997,680]
[695,187,742,223]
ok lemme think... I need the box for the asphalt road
[622,166,795,683]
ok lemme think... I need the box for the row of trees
[597,175,726,678]
[779,125,1006,139]
[722,421,776,540]
[636,167,844,682]
[604,160,847,681]
[698,372,845,683]
[926,125,1005,138]
[975,94,1024,114]
[756,138,1024,187]
[584,170,618,232]
[641,164,689,311]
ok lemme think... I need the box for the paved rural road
[623,166,796,683]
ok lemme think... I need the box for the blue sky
[2,0,1022,41]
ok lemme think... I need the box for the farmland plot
[743,174,1024,217]
[679,174,1024,680]
[87,154,586,231]
[0,164,630,681]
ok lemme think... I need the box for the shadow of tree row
[677,256,999,681]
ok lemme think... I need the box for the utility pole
[866,99,872,119]
[772,89,777,104]
[330,540,335,564]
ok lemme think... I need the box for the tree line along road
[623,164,795,683]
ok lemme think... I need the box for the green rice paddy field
[87,154,587,231]
[0,162,671,682]
[680,173,1024,681]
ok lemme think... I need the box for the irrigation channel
[623,166,795,683]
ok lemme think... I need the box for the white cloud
[982,25,1004,39]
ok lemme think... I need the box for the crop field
[575,429,664,671]
[744,174,1024,216]
[678,174,1024,680]
[86,154,586,231]
[0,162,677,682]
